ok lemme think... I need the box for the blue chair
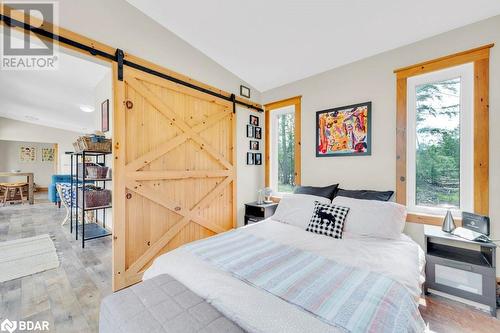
[48,174,71,207]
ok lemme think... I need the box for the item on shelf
[441,210,456,233]
[78,187,111,208]
[264,187,273,203]
[73,135,112,153]
[86,164,109,179]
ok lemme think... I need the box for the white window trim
[406,63,474,217]
[270,106,295,196]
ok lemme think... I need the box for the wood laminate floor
[0,196,499,332]
[0,195,112,332]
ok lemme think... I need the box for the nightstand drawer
[426,254,496,307]
[245,216,264,225]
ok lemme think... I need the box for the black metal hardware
[0,14,264,112]
[230,93,236,113]
[115,49,124,81]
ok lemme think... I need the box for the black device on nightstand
[244,201,278,225]
[424,225,497,317]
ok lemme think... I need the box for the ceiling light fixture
[79,105,95,113]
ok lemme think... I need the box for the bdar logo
[0,319,17,333]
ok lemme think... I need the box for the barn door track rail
[0,13,263,112]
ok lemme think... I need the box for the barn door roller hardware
[0,14,263,113]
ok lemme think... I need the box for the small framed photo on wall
[254,153,262,165]
[240,85,251,98]
[247,152,254,165]
[246,124,254,138]
[249,115,259,126]
[101,99,110,132]
[249,140,259,150]
[254,126,262,139]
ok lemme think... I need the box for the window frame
[394,44,492,225]
[406,63,474,217]
[264,96,302,193]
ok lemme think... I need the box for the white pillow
[272,194,331,228]
[332,196,406,240]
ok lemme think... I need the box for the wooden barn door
[113,66,236,290]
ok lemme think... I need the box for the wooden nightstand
[424,225,497,316]
[244,202,278,225]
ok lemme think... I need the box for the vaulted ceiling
[0,30,110,133]
[126,0,500,92]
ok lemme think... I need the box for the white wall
[94,70,113,139]
[236,106,265,226]
[0,140,57,187]
[262,15,500,274]
[0,117,82,174]
[55,0,261,102]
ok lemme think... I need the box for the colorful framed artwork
[41,148,55,162]
[316,102,371,157]
[101,99,109,132]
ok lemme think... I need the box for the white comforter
[144,219,425,333]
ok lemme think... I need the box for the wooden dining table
[0,172,34,204]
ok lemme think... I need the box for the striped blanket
[186,231,425,333]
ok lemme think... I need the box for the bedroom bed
[102,192,427,333]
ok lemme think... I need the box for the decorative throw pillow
[293,184,339,200]
[306,201,350,239]
[335,189,394,201]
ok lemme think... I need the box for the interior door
[112,66,236,290]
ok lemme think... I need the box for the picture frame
[254,153,262,165]
[254,126,262,139]
[247,152,254,165]
[101,99,110,132]
[246,124,254,138]
[19,146,36,162]
[240,85,251,98]
[249,140,259,151]
[249,114,259,126]
[316,101,371,157]
[41,148,55,162]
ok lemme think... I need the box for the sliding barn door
[113,66,236,290]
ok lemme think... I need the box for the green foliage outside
[415,78,460,208]
[277,113,295,192]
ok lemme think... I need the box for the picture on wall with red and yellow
[316,102,371,157]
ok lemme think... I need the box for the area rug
[0,234,59,283]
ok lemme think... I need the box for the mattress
[144,219,425,333]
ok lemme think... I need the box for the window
[271,106,295,193]
[264,96,301,194]
[407,64,473,216]
[395,44,492,224]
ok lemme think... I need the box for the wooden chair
[1,182,29,206]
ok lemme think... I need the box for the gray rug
[0,234,59,282]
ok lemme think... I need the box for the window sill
[406,212,462,226]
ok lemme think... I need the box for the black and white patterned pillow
[306,201,350,238]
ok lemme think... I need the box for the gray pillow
[293,184,339,200]
[336,189,394,201]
